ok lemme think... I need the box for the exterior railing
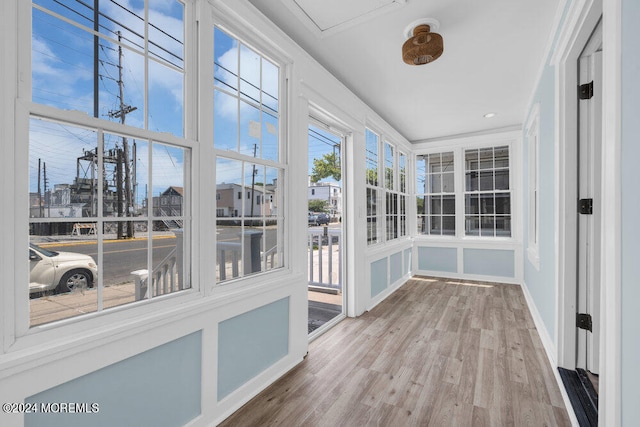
[132,230,184,300]
[308,227,341,291]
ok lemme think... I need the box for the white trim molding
[600,0,622,424]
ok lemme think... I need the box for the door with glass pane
[307,122,345,336]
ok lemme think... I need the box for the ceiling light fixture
[402,18,444,65]
[483,112,497,118]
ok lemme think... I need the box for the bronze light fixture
[402,19,444,65]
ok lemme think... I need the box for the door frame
[554,0,622,424]
[553,0,601,372]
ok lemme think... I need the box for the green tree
[308,199,328,212]
[310,152,341,183]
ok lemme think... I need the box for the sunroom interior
[1,0,638,426]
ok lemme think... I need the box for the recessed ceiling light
[483,112,497,118]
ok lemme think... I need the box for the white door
[577,23,602,375]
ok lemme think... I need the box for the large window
[464,146,511,237]
[214,26,284,282]
[366,128,406,244]
[416,152,455,236]
[416,144,512,238]
[28,1,190,327]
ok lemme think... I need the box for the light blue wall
[621,0,640,423]
[522,47,561,343]
[25,332,202,427]
[417,246,457,273]
[218,298,289,400]
[390,252,403,284]
[463,249,515,278]
[370,258,388,297]
[404,248,412,275]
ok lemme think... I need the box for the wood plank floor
[220,276,571,426]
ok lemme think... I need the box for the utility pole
[108,31,137,239]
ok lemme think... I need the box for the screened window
[465,146,511,236]
[213,27,284,283]
[416,152,455,236]
[27,1,190,327]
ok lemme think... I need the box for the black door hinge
[579,81,594,100]
[579,198,593,215]
[577,313,593,332]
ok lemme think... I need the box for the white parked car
[29,244,98,294]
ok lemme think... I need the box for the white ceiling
[248,0,560,142]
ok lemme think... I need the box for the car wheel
[57,269,92,293]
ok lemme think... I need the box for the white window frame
[526,104,540,268]
[415,151,456,236]
[366,127,407,246]
[211,19,289,286]
[414,137,517,242]
[12,0,198,342]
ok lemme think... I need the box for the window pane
[216,219,242,282]
[494,146,509,168]
[442,195,456,215]
[466,216,480,236]
[149,59,184,137]
[481,217,496,237]
[239,101,262,157]
[466,171,478,191]
[430,196,442,214]
[244,164,265,218]
[416,196,426,215]
[216,157,243,216]
[479,148,494,169]
[495,169,510,190]
[148,1,184,70]
[30,119,98,218]
[496,216,512,237]
[465,194,479,215]
[430,216,442,234]
[495,193,511,214]
[214,27,239,93]
[429,153,441,173]
[442,172,454,192]
[479,170,494,191]
[150,224,188,297]
[480,194,495,214]
[430,174,442,193]
[465,150,478,171]
[152,142,186,219]
[32,9,94,114]
[365,130,379,186]
[262,59,279,113]
[214,90,239,151]
[262,111,279,162]
[103,135,146,221]
[240,45,261,103]
[442,216,456,235]
[441,152,454,171]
